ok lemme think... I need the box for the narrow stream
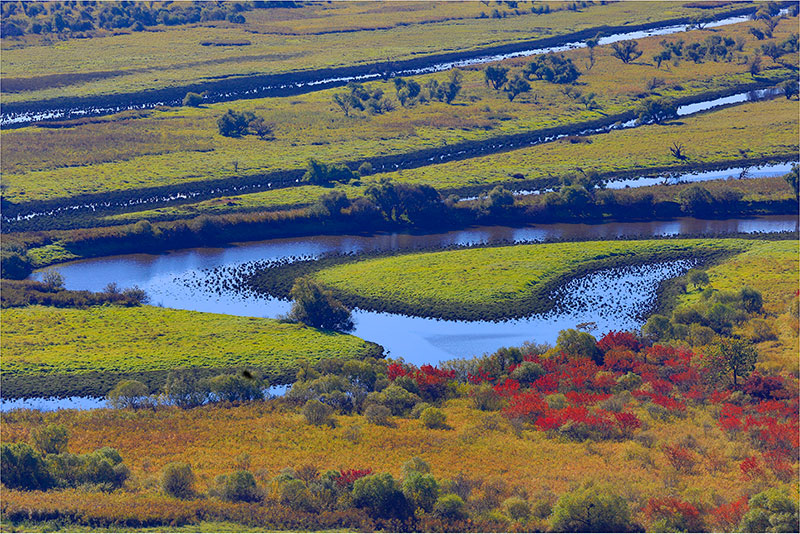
[3,89,790,227]
[0,9,766,127]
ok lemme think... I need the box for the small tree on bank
[289,277,354,332]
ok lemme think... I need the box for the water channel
[6,215,796,411]
[0,8,774,127]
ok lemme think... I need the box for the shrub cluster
[1,425,128,492]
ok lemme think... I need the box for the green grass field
[0,305,378,397]
[0,1,749,105]
[247,238,751,320]
[103,97,798,223]
[678,239,800,374]
[2,15,796,205]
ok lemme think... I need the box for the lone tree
[289,277,354,332]
[611,40,643,64]
[636,97,677,124]
[504,74,530,102]
[484,65,509,90]
[705,337,758,389]
[687,268,709,290]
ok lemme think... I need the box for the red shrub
[663,445,696,472]
[739,456,763,481]
[504,392,547,422]
[597,331,641,353]
[644,497,703,532]
[710,497,748,531]
[564,391,612,405]
[335,469,372,487]
[613,412,642,434]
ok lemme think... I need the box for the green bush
[434,493,467,520]
[31,424,69,455]
[473,382,502,411]
[289,277,354,332]
[549,484,634,532]
[510,361,546,383]
[0,443,53,490]
[220,470,262,502]
[401,457,431,477]
[161,462,195,499]
[202,373,264,403]
[739,487,799,533]
[420,407,448,429]
[364,404,392,426]
[0,250,33,280]
[303,399,335,427]
[352,473,411,519]
[107,379,151,409]
[504,496,532,521]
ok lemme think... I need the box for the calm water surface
[13,216,796,411]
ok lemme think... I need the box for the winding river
[6,215,796,411]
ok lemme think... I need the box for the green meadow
[1,1,748,105]
[246,238,753,320]
[0,305,378,397]
[2,15,796,204]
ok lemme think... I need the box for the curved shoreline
[238,240,745,321]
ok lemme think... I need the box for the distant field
[0,1,749,105]
[0,306,378,397]
[2,16,796,205]
[245,238,751,320]
[678,239,800,374]
[105,98,799,223]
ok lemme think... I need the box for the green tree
[642,314,673,341]
[182,92,204,107]
[161,462,195,499]
[217,109,254,137]
[611,40,643,64]
[783,164,799,201]
[402,472,440,512]
[556,329,600,362]
[504,74,530,101]
[30,424,69,455]
[352,473,412,519]
[677,185,714,215]
[739,487,799,533]
[484,65,509,90]
[636,97,677,124]
[434,493,467,520]
[550,484,634,532]
[289,277,354,332]
[504,496,532,521]
[107,379,150,409]
[704,337,758,388]
[687,269,710,290]
[739,286,763,313]
[480,185,514,214]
